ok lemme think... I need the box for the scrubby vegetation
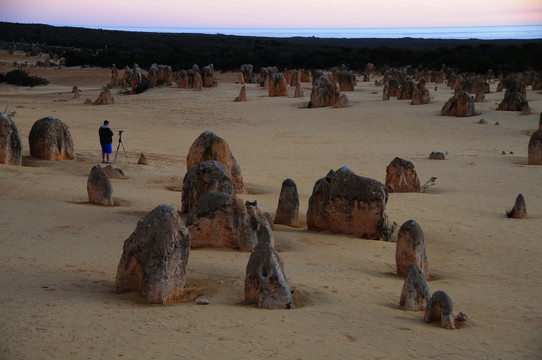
[1,22,541,74]
[378,213,398,242]
[0,69,49,86]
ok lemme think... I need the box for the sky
[1,0,542,29]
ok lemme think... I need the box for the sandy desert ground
[0,50,541,359]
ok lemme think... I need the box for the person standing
[99,120,114,164]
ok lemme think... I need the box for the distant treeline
[1,22,542,74]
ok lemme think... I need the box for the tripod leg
[121,141,129,164]
[113,141,121,164]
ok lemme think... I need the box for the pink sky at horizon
[2,0,542,29]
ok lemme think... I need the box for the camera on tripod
[114,130,128,164]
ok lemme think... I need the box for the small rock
[103,164,127,179]
[501,151,506,155]
[138,153,148,165]
[196,296,209,305]
[495,121,500,125]
[455,312,468,322]
[428,151,445,160]
[479,118,488,124]
[508,193,527,219]
[424,290,456,329]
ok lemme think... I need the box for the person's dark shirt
[99,126,114,145]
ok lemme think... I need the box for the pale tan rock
[307,167,388,239]
[399,263,430,311]
[187,193,271,251]
[28,116,75,160]
[244,220,293,309]
[240,64,253,83]
[234,85,247,102]
[396,220,428,277]
[385,157,421,193]
[308,75,341,108]
[181,160,235,214]
[93,87,115,105]
[337,70,356,91]
[294,83,302,98]
[202,64,215,88]
[103,164,127,179]
[186,131,247,194]
[193,71,203,91]
[116,204,191,304]
[424,291,456,329]
[269,73,288,97]
[0,113,22,166]
[441,89,476,117]
[137,153,148,165]
[528,129,542,165]
[508,193,527,219]
[87,165,113,206]
[274,178,300,228]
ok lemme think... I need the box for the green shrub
[4,69,49,87]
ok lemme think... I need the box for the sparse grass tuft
[378,213,397,242]
[2,106,16,117]
[421,176,437,193]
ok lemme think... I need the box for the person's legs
[105,143,112,163]
[101,144,112,163]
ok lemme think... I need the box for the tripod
[113,131,129,164]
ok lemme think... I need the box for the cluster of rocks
[331,66,357,92]
[234,65,306,101]
[396,220,467,329]
[447,72,490,102]
[115,131,294,308]
[513,71,542,91]
[308,74,348,108]
[382,69,430,104]
[147,63,174,87]
[177,67,203,90]
[258,66,279,88]
[108,63,214,94]
[0,115,75,165]
[180,132,271,252]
